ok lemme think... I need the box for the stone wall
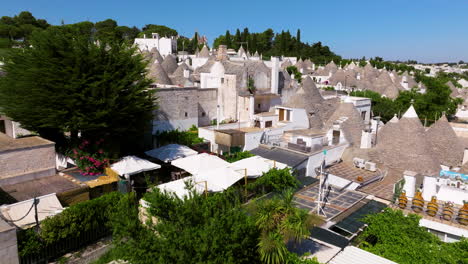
[197,88,217,127]
[153,87,199,133]
[0,219,19,264]
[0,144,56,185]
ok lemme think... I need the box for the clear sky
[3,0,468,63]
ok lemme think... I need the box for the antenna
[316,150,328,216]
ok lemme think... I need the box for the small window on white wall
[221,78,224,84]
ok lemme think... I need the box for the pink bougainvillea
[70,139,109,176]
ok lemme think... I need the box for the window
[257,103,261,109]
[221,78,224,84]
[185,97,189,100]
[201,112,206,117]
[265,121,273,128]
[361,111,367,120]
[0,120,5,134]
[184,112,188,117]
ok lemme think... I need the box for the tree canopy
[213,28,340,64]
[351,74,462,124]
[0,25,155,154]
[357,208,468,264]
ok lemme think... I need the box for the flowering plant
[69,139,109,176]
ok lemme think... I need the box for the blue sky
[3,0,468,63]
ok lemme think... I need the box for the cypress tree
[0,25,155,154]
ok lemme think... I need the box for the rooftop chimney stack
[217,45,228,61]
[271,57,279,94]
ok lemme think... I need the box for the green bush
[223,151,254,163]
[40,192,123,243]
[249,168,299,194]
[357,208,468,264]
[154,129,203,147]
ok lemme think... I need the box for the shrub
[249,168,299,194]
[40,192,123,243]
[223,151,254,163]
[154,129,203,146]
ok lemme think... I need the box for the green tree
[0,26,155,154]
[95,19,118,41]
[225,30,232,48]
[357,208,468,264]
[249,189,322,264]
[114,187,260,264]
[139,24,178,38]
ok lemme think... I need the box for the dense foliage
[111,188,260,264]
[249,168,300,195]
[286,66,303,83]
[351,74,462,123]
[0,25,155,154]
[154,126,204,147]
[18,192,124,256]
[0,11,49,47]
[357,208,468,264]
[247,189,323,264]
[213,28,340,64]
[224,151,255,163]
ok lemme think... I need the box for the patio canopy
[171,153,230,175]
[0,193,63,229]
[229,156,288,178]
[111,155,161,179]
[144,144,198,162]
[156,166,244,199]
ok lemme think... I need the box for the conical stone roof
[199,45,210,58]
[426,115,464,167]
[282,77,326,128]
[162,55,178,75]
[150,47,164,64]
[446,81,459,97]
[148,62,172,85]
[324,102,366,146]
[282,59,292,69]
[375,105,440,174]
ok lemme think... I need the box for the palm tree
[252,188,323,264]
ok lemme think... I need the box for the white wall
[306,144,347,177]
[192,57,209,70]
[134,37,176,56]
[244,131,264,151]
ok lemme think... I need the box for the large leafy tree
[357,208,468,264]
[248,189,322,264]
[112,187,260,264]
[0,25,155,153]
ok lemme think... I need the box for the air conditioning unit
[353,158,366,169]
[364,161,377,172]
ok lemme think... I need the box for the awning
[0,193,64,229]
[229,156,288,178]
[144,144,198,162]
[111,156,161,179]
[156,166,244,199]
[171,153,230,175]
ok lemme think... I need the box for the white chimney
[360,131,372,149]
[249,95,255,122]
[463,148,468,165]
[271,57,279,94]
[402,170,417,199]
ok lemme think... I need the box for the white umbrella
[111,156,161,179]
[171,153,230,175]
[144,144,198,162]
